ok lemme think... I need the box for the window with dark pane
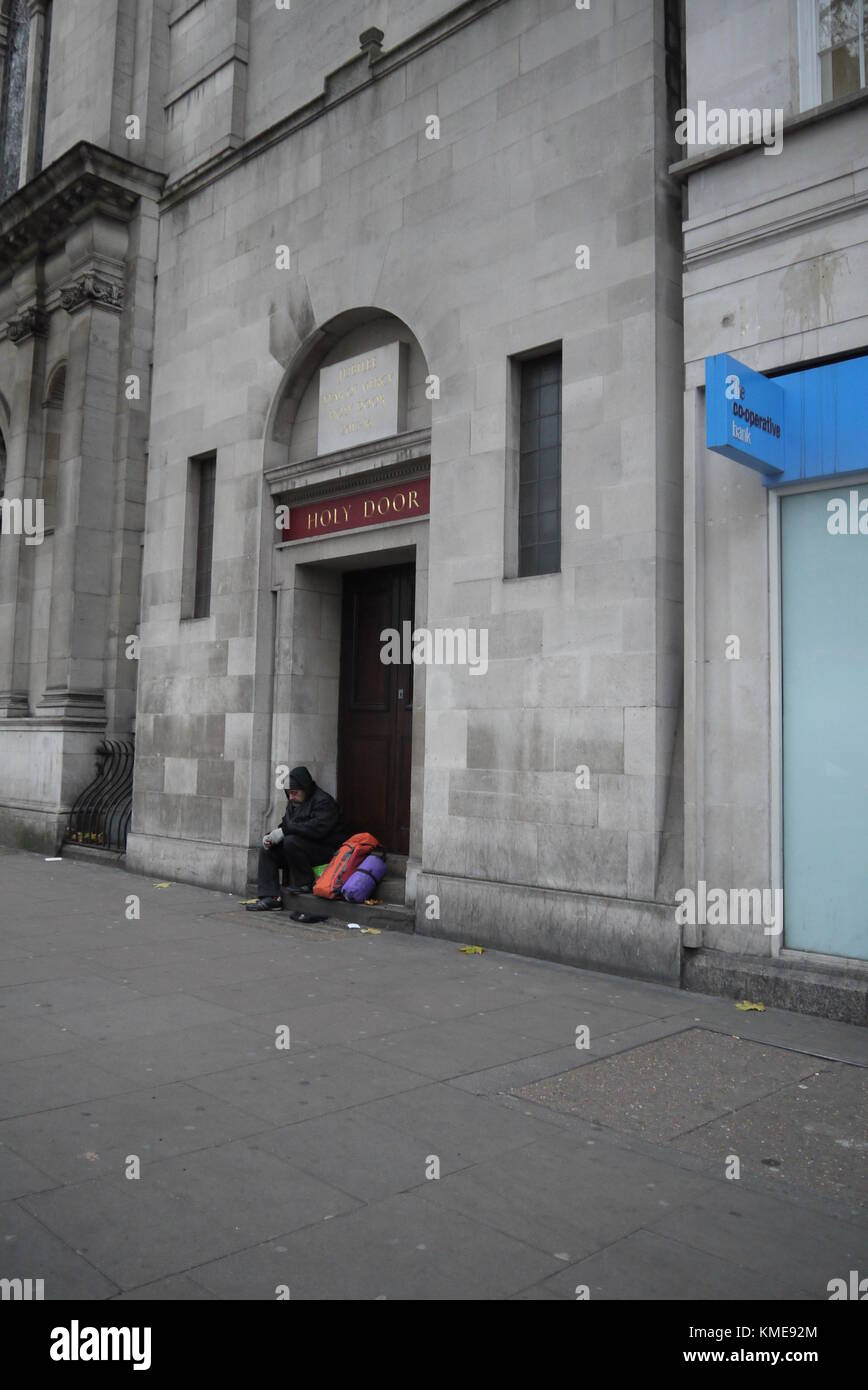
[193,455,216,619]
[0,0,30,201]
[35,0,52,176]
[518,351,561,577]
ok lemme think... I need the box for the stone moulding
[61,273,125,315]
[161,0,509,210]
[6,306,49,342]
[266,427,432,497]
[0,142,165,282]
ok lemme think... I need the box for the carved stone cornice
[61,272,124,315]
[266,427,432,498]
[6,306,49,342]
[0,142,165,283]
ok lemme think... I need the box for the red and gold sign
[282,476,430,541]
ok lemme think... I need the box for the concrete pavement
[0,846,865,1300]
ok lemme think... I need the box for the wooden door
[338,563,414,854]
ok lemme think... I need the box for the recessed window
[517,351,562,578]
[818,0,866,101]
[0,0,29,200]
[41,362,66,532]
[193,455,216,619]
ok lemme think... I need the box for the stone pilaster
[19,0,48,183]
[0,284,48,717]
[37,233,126,725]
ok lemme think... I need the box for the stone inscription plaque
[317,341,405,455]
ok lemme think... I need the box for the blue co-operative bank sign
[706,351,868,487]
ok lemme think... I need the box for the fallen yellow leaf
[735,1000,766,1012]
[360,927,381,935]
[459,945,484,955]
[152,882,171,888]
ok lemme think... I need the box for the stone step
[245,882,414,932]
[278,889,414,932]
[378,874,407,905]
[62,843,126,867]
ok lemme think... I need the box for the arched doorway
[263,308,431,870]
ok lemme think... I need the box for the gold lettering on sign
[338,355,377,384]
[363,499,375,519]
[392,492,406,513]
[408,489,419,510]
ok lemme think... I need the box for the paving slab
[77,1018,279,1087]
[352,1015,561,1080]
[647,1186,868,1296]
[0,1081,268,1186]
[249,1107,466,1203]
[672,1062,868,1206]
[540,1228,816,1301]
[193,1190,563,1300]
[513,1028,826,1141]
[0,1051,133,1121]
[186,1045,426,1126]
[19,1172,290,1292]
[418,1129,719,1264]
[0,1141,56,1203]
[0,1198,119,1300]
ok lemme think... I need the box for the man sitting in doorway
[246,765,345,912]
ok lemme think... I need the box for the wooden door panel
[338,563,414,854]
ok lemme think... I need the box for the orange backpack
[313,832,381,899]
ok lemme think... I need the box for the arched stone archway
[255,307,432,894]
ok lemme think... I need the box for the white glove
[263,825,284,848]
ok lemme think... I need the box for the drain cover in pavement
[513,1028,867,1205]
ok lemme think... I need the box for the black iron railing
[66,738,134,853]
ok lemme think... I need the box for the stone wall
[129,0,685,980]
[681,101,868,956]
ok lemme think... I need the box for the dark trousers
[257,836,322,895]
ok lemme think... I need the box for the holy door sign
[281,476,430,541]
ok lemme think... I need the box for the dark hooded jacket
[279,766,344,855]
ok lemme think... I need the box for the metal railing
[66,738,134,853]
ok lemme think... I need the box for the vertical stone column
[19,0,47,183]
[38,228,126,724]
[0,8,10,120]
[103,198,158,738]
[0,292,48,717]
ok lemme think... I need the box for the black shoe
[285,883,314,895]
[245,897,282,912]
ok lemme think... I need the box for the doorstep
[682,947,868,1026]
[242,882,414,932]
[62,842,126,867]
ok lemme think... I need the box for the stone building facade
[0,0,164,850]
[121,0,686,984]
[677,0,868,1013]
[6,0,861,1011]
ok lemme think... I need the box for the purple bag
[341,853,388,903]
